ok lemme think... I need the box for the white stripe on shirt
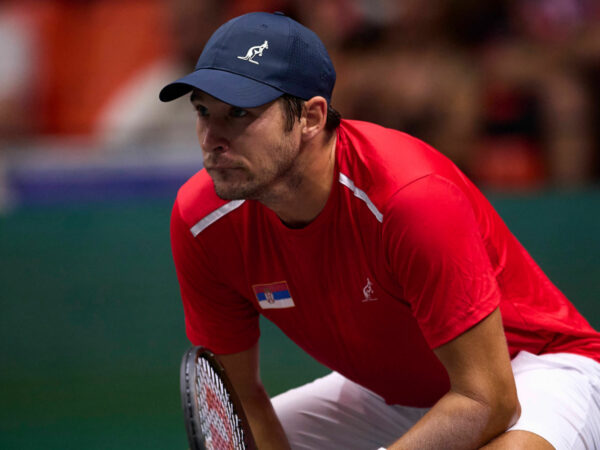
[338,173,383,223]
[190,200,245,237]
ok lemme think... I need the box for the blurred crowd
[1,0,600,189]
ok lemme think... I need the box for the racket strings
[195,357,248,450]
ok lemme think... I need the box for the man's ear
[301,96,328,142]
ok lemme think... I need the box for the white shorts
[271,351,600,450]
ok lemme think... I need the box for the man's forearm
[214,344,290,449]
[387,390,519,450]
[239,385,291,450]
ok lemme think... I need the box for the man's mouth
[206,165,244,171]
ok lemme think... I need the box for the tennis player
[161,12,600,450]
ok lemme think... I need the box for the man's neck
[260,132,337,228]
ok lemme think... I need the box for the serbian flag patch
[252,281,295,309]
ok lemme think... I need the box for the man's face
[191,90,302,201]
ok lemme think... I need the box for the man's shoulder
[173,169,243,235]
[338,120,457,208]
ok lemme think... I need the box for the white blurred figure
[0,5,36,212]
[96,0,229,153]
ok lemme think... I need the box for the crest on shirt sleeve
[252,281,295,309]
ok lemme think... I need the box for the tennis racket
[180,346,257,450]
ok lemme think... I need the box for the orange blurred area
[1,0,173,138]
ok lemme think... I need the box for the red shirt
[171,119,600,407]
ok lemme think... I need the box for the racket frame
[180,346,257,450]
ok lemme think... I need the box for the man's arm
[216,342,291,450]
[388,307,521,449]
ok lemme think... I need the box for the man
[160,12,600,449]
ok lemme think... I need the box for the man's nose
[200,119,228,152]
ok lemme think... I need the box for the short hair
[279,94,341,133]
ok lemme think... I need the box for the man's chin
[214,191,244,201]
[212,183,259,201]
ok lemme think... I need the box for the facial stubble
[210,127,303,202]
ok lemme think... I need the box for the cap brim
[159,69,284,108]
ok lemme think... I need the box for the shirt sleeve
[170,200,260,354]
[383,174,501,349]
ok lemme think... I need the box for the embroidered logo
[237,40,269,65]
[252,281,295,309]
[362,277,378,302]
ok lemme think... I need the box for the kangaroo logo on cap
[237,40,269,65]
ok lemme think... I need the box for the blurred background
[1,0,599,448]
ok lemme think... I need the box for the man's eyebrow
[190,91,202,104]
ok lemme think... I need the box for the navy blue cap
[159,12,336,107]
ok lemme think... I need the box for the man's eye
[230,108,248,118]
[195,106,209,117]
